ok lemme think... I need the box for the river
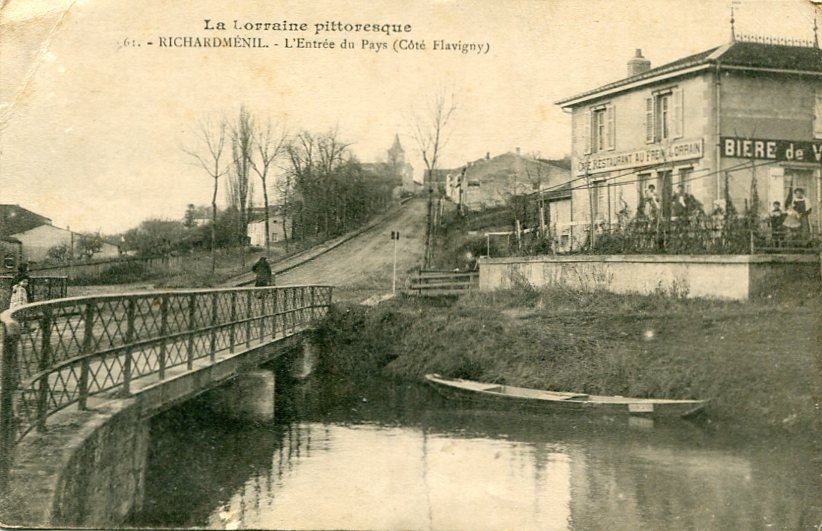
[131,372,821,530]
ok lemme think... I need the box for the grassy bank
[314,285,821,432]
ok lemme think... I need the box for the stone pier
[207,370,277,424]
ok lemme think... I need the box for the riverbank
[314,284,821,433]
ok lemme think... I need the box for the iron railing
[0,285,332,450]
[491,218,820,256]
[0,276,68,310]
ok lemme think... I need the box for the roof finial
[730,4,736,41]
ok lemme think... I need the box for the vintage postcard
[1,0,820,529]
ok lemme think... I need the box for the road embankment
[312,285,821,434]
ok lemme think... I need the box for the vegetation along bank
[313,284,821,434]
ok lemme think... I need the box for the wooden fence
[30,255,184,281]
[407,270,479,296]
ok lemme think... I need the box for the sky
[0,0,818,234]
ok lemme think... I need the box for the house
[555,37,822,236]
[11,224,119,262]
[444,150,572,212]
[423,168,457,193]
[0,205,119,262]
[246,206,293,247]
[0,204,52,238]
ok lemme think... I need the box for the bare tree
[411,90,457,191]
[411,90,457,267]
[285,131,317,241]
[227,106,255,268]
[250,119,288,255]
[182,117,228,274]
[316,129,350,235]
[285,129,350,239]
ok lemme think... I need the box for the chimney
[486,151,490,160]
[627,49,651,77]
[515,147,520,155]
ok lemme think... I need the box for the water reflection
[135,376,822,530]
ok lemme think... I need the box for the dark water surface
[133,373,821,530]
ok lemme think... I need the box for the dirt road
[277,198,428,301]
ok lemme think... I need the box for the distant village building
[444,150,571,212]
[362,134,418,195]
[386,134,417,194]
[10,224,119,262]
[423,168,456,194]
[0,204,118,263]
[0,204,52,236]
[555,37,822,235]
[246,206,293,246]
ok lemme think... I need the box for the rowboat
[424,373,707,418]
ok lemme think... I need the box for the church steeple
[388,133,405,164]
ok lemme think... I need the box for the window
[591,180,608,221]
[783,169,814,207]
[645,87,683,143]
[657,93,671,140]
[678,167,693,194]
[583,103,615,154]
[594,108,607,152]
[815,88,822,139]
[637,173,651,201]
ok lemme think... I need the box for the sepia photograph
[1,0,820,529]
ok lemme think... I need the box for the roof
[556,41,822,107]
[10,223,72,237]
[462,152,571,191]
[0,204,52,237]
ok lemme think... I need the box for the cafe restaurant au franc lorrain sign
[576,139,703,176]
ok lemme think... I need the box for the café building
[555,37,822,234]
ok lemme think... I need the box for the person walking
[252,256,273,287]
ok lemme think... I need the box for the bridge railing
[0,285,332,451]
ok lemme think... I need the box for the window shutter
[583,109,592,155]
[672,88,684,139]
[644,97,654,143]
[606,104,615,150]
[814,89,822,139]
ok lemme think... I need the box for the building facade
[246,205,293,246]
[555,40,822,237]
[11,224,119,262]
[247,216,292,246]
[444,151,571,212]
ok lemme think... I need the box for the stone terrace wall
[478,254,820,300]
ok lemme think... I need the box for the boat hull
[425,374,707,419]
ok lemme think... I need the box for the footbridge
[0,284,332,527]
